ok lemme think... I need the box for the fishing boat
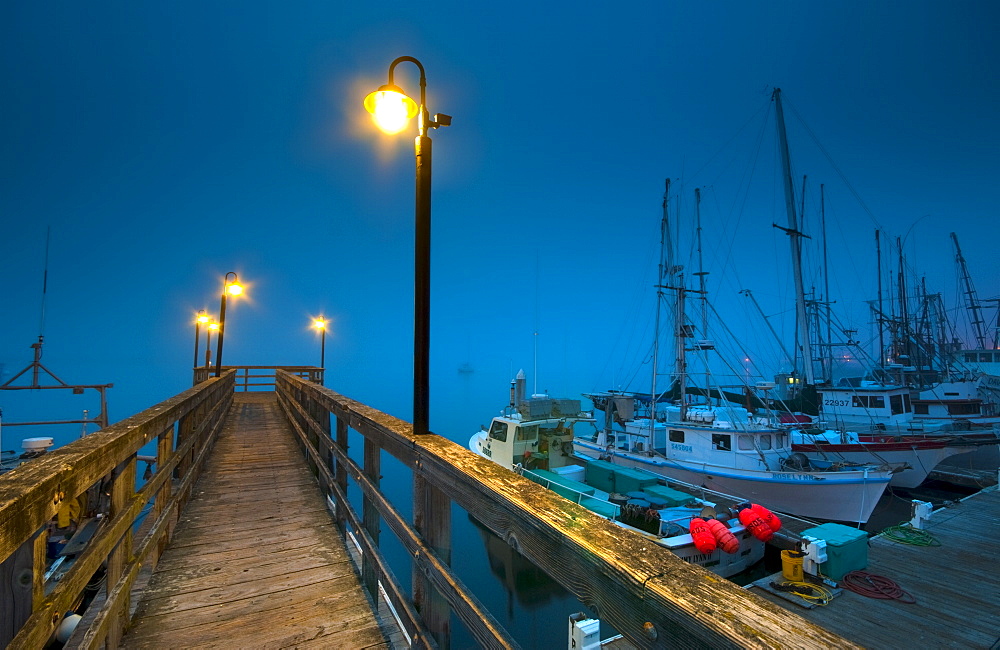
[469,372,768,578]
[579,164,893,523]
[788,425,981,489]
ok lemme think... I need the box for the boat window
[890,394,903,415]
[914,404,929,415]
[488,421,508,442]
[851,395,885,409]
[759,434,772,450]
[775,433,787,448]
[668,430,685,443]
[981,353,993,362]
[903,394,911,412]
[948,403,980,415]
[711,434,731,451]
[738,435,753,450]
[516,424,538,441]
[964,353,977,362]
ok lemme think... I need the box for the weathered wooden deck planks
[121,393,388,649]
[750,487,1000,649]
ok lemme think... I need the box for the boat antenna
[533,251,539,396]
[39,226,51,339]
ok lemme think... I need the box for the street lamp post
[364,56,450,436]
[313,318,327,384]
[205,322,218,367]
[193,311,209,368]
[214,272,244,377]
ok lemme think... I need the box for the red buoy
[688,518,718,553]
[704,518,740,554]
[738,508,774,542]
[750,503,782,532]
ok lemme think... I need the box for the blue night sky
[2,2,998,441]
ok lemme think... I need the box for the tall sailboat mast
[772,88,815,385]
[651,179,673,418]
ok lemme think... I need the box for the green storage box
[643,485,693,508]
[612,467,658,494]
[801,522,869,580]
[580,496,620,519]
[585,460,618,493]
[527,469,595,502]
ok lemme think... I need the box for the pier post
[413,475,451,647]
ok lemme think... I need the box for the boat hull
[573,440,891,523]
[791,440,971,489]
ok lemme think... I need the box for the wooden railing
[0,372,235,649]
[193,364,322,389]
[275,370,854,649]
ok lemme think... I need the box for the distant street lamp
[313,318,327,384]
[214,272,245,377]
[364,56,451,435]
[193,310,210,368]
[205,321,219,367]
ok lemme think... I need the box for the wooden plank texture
[121,393,386,649]
[750,487,1000,648]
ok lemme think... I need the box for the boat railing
[0,370,236,648]
[516,466,624,518]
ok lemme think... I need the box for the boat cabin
[815,383,913,430]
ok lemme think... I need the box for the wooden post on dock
[362,437,381,599]
[0,532,39,647]
[105,454,137,647]
[334,415,348,532]
[413,475,451,648]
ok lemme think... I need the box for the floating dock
[749,486,1000,648]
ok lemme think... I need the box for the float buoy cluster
[738,503,781,542]
[688,503,781,554]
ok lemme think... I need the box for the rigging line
[686,96,772,185]
[783,97,886,233]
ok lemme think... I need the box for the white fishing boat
[789,426,980,489]
[579,165,892,524]
[470,372,768,578]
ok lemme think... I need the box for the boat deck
[749,486,1000,648]
[121,393,390,649]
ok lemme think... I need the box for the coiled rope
[881,522,941,546]
[840,570,916,604]
[768,581,834,606]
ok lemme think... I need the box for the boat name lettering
[482,446,492,458]
[770,472,814,481]
[823,399,850,407]
[670,442,693,453]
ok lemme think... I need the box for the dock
[121,393,390,648]
[749,486,1000,648]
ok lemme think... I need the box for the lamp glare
[227,283,244,297]
[365,89,417,134]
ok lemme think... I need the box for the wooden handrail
[274,370,856,649]
[0,372,235,648]
[193,365,322,389]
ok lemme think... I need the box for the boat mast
[772,88,815,385]
[651,179,673,420]
[950,232,988,350]
[876,230,885,370]
[820,184,833,382]
[694,188,711,396]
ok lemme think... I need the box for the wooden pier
[749,486,1000,648]
[2,367,855,649]
[120,393,389,648]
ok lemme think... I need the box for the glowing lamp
[364,84,418,134]
[227,283,244,297]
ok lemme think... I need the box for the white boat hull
[574,440,891,523]
[793,442,973,489]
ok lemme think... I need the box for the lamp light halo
[364,84,417,116]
